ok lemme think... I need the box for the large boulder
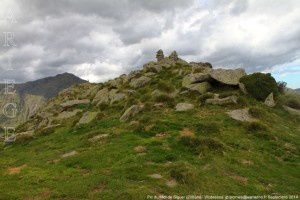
[264,93,276,107]
[60,99,90,108]
[130,76,151,88]
[210,68,246,85]
[93,88,109,105]
[186,82,212,94]
[182,73,210,87]
[120,105,143,122]
[205,95,238,105]
[175,103,194,111]
[77,112,98,125]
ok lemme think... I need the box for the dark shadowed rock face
[15,73,87,99]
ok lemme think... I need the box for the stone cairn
[156,49,164,62]
[169,51,178,61]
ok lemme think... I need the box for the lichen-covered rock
[264,93,276,107]
[77,112,98,125]
[182,73,210,87]
[210,68,246,85]
[93,88,109,105]
[186,82,211,94]
[129,76,151,88]
[120,105,143,122]
[60,99,90,108]
[205,95,238,105]
[110,92,126,104]
[175,103,194,111]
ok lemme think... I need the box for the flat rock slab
[148,174,163,179]
[227,108,257,122]
[61,150,78,158]
[210,68,246,85]
[175,103,194,111]
[89,134,109,142]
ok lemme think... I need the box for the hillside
[0,73,86,127]
[295,88,300,93]
[0,51,299,199]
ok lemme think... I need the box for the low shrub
[277,81,287,94]
[240,73,279,101]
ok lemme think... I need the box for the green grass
[0,66,299,199]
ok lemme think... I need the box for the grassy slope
[0,66,299,199]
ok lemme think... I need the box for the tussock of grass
[248,107,266,119]
[170,162,196,184]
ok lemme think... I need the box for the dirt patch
[180,128,195,137]
[7,164,27,175]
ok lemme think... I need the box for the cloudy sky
[0,0,299,88]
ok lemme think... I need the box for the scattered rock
[93,88,110,105]
[182,73,210,87]
[186,82,212,94]
[148,173,163,179]
[210,68,246,85]
[175,103,194,111]
[283,106,300,116]
[56,109,82,120]
[205,95,237,105]
[120,105,143,122]
[4,134,16,145]
[264,93,276,107]
[60,99,90,108]
[166,179,177,188]
[156,49,164,62]
[77,112,98,125]
[227,108,257,122]
[61,150,78,158]
[89,134,109,142]
[134,145,147,153]
[130,76,151,88]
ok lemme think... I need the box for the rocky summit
[0,50,299,199]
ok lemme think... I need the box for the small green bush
[240,73,279,101]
